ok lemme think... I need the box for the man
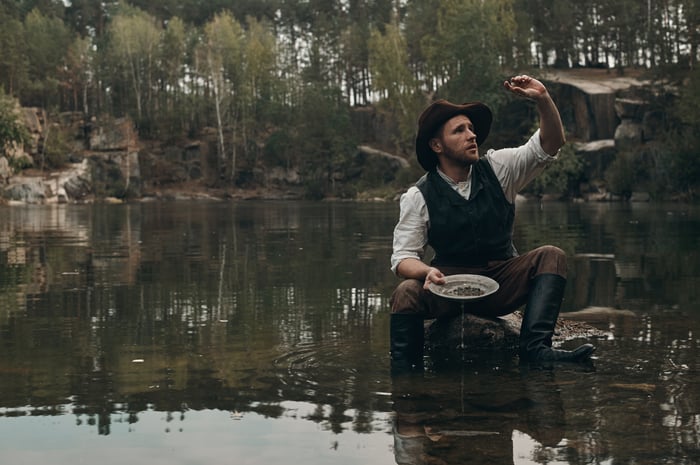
[390,75,595,371]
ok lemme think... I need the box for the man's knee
[390,279,425,315]
[533,245,567,277]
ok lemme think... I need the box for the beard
[440,145,479,167]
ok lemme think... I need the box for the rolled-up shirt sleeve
[390,186,429,275]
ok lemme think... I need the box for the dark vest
[417,159,516,267]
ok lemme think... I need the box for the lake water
[0,200,699,465]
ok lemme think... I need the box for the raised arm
[503,75,566,155]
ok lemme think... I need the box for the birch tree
[239,17,277,171]
[107,8,161,124]
[59,35,92,114]
[158,17,187,135]
[368,22,421,151]
[200,12,245,177]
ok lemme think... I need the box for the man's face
[430,114,479,168]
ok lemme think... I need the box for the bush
[0,89,29,157]
[41,124,72,169]
[525,143,584,198]
[604,151,640,199]
[651,128,700,199]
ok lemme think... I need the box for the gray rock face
[574,139,617,181]
[0,157,11,182]
[425,310,608,355]
[3,160,93,204]
[3,113,142,204]
[3,181,48,203]
[614,119,643,149]
[88,117,138,151]
[426,312,521,354]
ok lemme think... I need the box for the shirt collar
[436,167,472,188]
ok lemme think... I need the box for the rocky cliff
[543,69,675,200]
[0,70,671,204]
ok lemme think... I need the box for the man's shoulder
[414,172,429,185]
[402,184,423,198]
[399,184,426,207]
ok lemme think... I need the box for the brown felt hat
[415,100,493,171]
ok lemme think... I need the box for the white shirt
[390,130,557,274]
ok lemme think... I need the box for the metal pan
[428,274,499,301]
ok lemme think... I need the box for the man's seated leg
[390,279,428,373]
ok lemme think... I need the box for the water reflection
[391,362,575,465]
[0,201,699,464]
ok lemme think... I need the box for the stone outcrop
[544,70,648,141]
[86,116,138,152]
[4,160,91,204]
[357,144,409,169]
[425,310,608,355]
[573,139,616,185]
[1,113,142,204]
[542,70,674,200]
[614,98,646,149]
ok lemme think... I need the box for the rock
[425,311,607,355]
[569,254,618,309]
[615,98,647,119]
[21,107,45,134]
[0,157,11,183]
[357,145,409,169]
[1,159,94,204]
[573,139,617,181]
[88,117,138,151]
[614,119,643,149]
[89,151,141,198]
[267,166,301,184]
[63,160,93,201]
[3,179,48,203]
[546,81,618,141]
[543,69,650,142]
[426,313,521,353]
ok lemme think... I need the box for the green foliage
[368,22,423,153]
[0,11,27,95]
[23,8,71,107]
[368,23,415,101]
[649,129,700,200]
[41,124,72,170]
[604,150,649,199]
[292,85,357,199]
[526,143,585,198]
[263,130,294,168]
[676,68,700,129]
[106,8,162,125]
[423,0,515,103]
[0,89,29,157]
[599,71,700,200]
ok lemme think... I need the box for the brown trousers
[390,245,567,320]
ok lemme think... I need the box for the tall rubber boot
[390,313,425,374]
[519,274,595,364]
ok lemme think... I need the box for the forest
[0,0,699,199]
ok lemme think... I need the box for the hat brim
[415,101,493,171]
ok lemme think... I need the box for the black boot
[390,313,425,374]
[520,274,595,364]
